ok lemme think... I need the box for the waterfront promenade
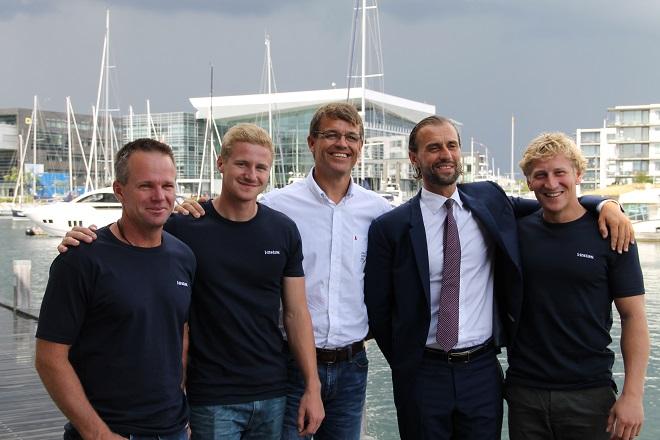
[0,306,64,439]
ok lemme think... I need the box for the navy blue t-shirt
[507,211,644,390]
[165,201,304,405]
[36,227,195,435]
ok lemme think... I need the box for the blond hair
[519,132,586,177]
[220,123,273,160]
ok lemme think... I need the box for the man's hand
[607,392,644,440]
[598,201,635,253]
[296,386,324,436]
[57,225,98,254]
[173,197,207,218]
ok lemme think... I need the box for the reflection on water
[0,220,658,439]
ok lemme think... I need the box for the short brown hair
[408,115,461,153]
[519,132,586,177]
[115,138,175,184]
[221,123,273,160]
[309,102,364,139]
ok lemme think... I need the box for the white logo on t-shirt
[177,281,189,287]
[264,250,281,255]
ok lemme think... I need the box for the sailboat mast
[510,115,515,192]
[32,95,37,197]
[209,64,215,196]
[104,9,111,185]
[265,35,276,188]
[360,0,366,183]
[67,96,73,193]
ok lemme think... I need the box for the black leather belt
[316,341,365,363]
[424,340,493,363]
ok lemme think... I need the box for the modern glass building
[0,107,99,198]
[189,87,436,195]
[121,111,206,195]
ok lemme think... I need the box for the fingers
[598,216,609,240]
[173,204,190,215]
[607,410,615,434]
[296,406,305,434]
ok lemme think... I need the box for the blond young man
[505,133,649,440]
[177,103,392,439]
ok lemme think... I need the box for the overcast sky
[3,0,660,176]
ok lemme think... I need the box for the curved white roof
[189,88,435,123]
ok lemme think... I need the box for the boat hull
[24,203,121,236]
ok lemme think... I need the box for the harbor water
[0,218,658,439]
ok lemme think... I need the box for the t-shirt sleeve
[608,243,645,298]
[35,254,93,345]
[284,221,305,278]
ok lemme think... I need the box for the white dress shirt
[420,187,495,349]
[261,169,392,348]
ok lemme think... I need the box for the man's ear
[113,180,124,203]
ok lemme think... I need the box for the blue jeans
[189,396,286,440]
[63,423,188,439]
[281,349,368,440]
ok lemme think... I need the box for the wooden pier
[0,307,65,439]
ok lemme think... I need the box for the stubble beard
[422,160,463,187]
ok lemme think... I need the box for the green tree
[632,172,652,184]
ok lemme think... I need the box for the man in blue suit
[363,115,632,440]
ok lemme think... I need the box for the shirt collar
[305,167,355,204]
[420,186,463,214]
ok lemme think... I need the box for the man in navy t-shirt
[58,124,324,440]
[36,139,196,439]
[506,132,649,440]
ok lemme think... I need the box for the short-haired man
[505,132,649,440]
[177,103,392,439]
[59,124,324,439]
[36,139,196,439]
[261,103,391,440]
[363,116,633,439]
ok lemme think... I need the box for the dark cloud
[89,0,306,16]
[0,0,57,20]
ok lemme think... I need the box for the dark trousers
[505,385,616,440]
[393,349,503,440]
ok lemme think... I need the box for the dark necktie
[436,198,461,351]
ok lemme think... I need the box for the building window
[617,144,648,159]
[615,110,649,125]
[581,132,600,143]
[581,145,599,156]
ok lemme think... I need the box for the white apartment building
[576,126,616,190]
[577,104,660,189]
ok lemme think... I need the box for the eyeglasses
[314,130,362,144]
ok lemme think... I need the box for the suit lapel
[409,193,431,306]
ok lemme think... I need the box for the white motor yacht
[24,187,122,236]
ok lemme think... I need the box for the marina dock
[0,307,64,439]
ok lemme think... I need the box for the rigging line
[346,0,360,101]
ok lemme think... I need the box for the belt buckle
[447,349,470,364]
